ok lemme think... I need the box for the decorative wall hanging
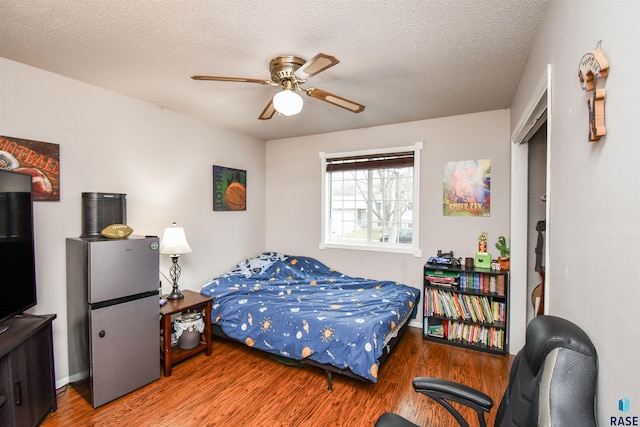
[213,165,246,211]
[442,159,490,217]
[578,42,609,141]
[0,135,60,201]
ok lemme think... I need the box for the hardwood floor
[40,327,513,427]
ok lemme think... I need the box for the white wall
[0,58,267,387]
[265,109,520,341]
[511,0,640,423]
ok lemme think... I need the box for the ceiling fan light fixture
[273,88,303,116]
[192,52,365,120]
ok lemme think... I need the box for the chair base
[375,412,420,427]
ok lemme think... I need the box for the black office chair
[376,315,598,427]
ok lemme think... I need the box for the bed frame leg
[325,370,333,391]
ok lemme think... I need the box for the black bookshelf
[423,263,509,355]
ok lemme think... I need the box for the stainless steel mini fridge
[66,236,160,407]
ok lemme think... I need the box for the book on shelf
[496,275,505,296]
[427,289,505,325]
[455,272,506,293]
[490,301,506,323]
[424,269,460,278]
[461,294,476,322]
[424,265,507,353]
[434,320,505,350]
[427,324,444,338]
[452,293,466,320]
[472,295,484,322]
[426,275,457,286]
[480,297,493,323]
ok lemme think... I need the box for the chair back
[495,315,598,427]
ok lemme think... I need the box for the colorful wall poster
[0,135,60,201]
[443,159,490,216]
[213,165,246,211]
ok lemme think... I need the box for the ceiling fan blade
[305,88,365,113]
[295,53,340,79]
[191,75,270,85]
[258,97,276,120]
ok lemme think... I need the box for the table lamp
[160,222,192,299]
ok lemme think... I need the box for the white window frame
[319,142,423,257]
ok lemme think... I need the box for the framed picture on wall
[213,165,246,211]
[443,159,490,216]
[0,135,60,201]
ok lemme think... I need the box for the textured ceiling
[0,0,547,141]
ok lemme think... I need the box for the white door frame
[509,65,551,352]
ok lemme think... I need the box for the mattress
[201,252,419,382]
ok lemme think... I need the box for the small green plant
[478,231,487,242]
[495,236,510,258]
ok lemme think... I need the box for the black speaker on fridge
[81,192,127,238]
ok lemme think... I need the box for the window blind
[325,151,414,172]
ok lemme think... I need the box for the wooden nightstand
[160,289,213,376]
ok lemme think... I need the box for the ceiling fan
[191,53,365,120]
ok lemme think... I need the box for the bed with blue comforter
[200,252,419,384]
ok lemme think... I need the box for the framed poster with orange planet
[213,165,246,211]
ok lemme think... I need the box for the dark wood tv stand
[0,314,57,427]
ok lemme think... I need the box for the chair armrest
[413,377,493,410]
[412,377,494,427]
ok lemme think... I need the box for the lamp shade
[160,222,192,255]
[273,88,303,116]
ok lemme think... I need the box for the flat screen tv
[0,168,37,325]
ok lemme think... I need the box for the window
[320,142,423,256]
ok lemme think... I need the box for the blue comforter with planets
[200,253,419,382]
